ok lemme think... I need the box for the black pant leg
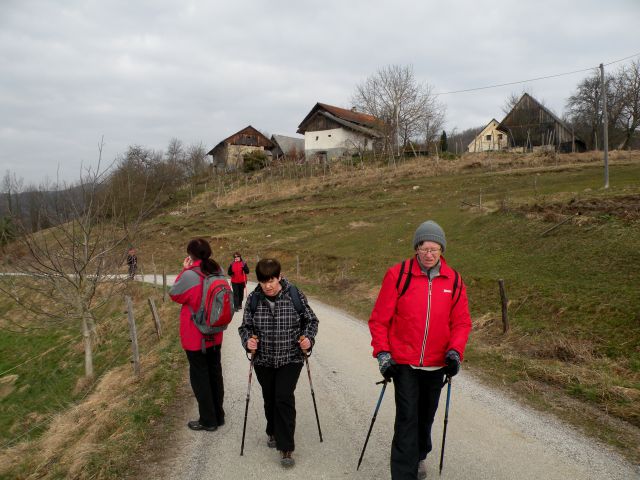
[185,349,217,427]
[232,282,244,309]
[255,365,277,436]
[391,365,421,480]
[205,345,225,425]
[273,362,303,452]
[417,369,445,460]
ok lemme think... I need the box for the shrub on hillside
[243,150,268,172]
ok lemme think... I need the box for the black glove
[377,352,398,380]
[444,349,461,377]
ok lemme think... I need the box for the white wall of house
[468,120,509,152]
[304,127,373,159]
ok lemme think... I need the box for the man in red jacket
[369,220,471,480]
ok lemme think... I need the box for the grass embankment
[137,150,640,462]
[0,282,184,479]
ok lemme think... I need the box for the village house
[296,102,383,161]
[207,125,274,171]
[467,119,509,152]
[270,134,305,161]
[498,93,586,153]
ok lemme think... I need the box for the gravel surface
[139,277,639,479]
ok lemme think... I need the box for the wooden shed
[498,93,585,153]
[207,126,274,171]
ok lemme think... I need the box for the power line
[436,52,640,96]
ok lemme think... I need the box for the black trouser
[231,282,245,309]
[185,345,225,428]
[254,362,303,452]
[391,365,445,480]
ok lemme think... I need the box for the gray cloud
[1,0,638,183]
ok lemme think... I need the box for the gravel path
[140,276,639,479]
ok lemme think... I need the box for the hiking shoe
[187,420,217,432]
[267,435,277,448]
[418,459,427,479]
[280,451,295,468]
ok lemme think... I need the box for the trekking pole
[240,335,257,456]
[439,375,452,475]
[356,379,388,471]
[299,336,323,442]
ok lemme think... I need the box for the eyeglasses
[416,247,441,255]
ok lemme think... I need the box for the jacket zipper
[419,279,433,366]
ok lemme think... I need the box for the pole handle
[249,334,258,355]
[299,335,309,355]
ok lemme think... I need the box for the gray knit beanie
[413,220,446,252]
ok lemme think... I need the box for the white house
[467,119,509,153]
[296,103,382,161]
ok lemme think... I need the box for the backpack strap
[398,259,414,299]
[451,269,463,309]
[395,260,406,290]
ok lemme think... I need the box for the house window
[498,134,503,140]
[485,134,491,141]
[328,134,332,138]
[315,136,319,141]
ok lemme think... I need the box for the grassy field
[1,150,638,476]
[136,150,640,461]
[0,282,185,479]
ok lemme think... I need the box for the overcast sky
[1,0,638,184]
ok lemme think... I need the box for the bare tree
[0,141,152,377]
[352,64,445,158]
[615,59,640,149]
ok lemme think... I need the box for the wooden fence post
[148,298,162,340]
[162,267,167,303]
[498,279,509,334]
[126,295,141,375]
[296,255,300,278]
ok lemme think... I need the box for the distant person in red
[228,252,249,311]
[169,238,226,431]
[126,247,137,280]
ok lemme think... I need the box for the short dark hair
[255,258,281,282]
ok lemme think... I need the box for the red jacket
[369,256,471,367]
[169,260,222,351]
[228,259,249,284]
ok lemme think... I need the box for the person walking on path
[228,252,249,311]
[126,247,138,279]
[369,220,472,480]
[238,258,319,468]
[170,238,227,432]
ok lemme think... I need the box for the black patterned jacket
[238,278,319,368]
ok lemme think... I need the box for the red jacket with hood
[169,260,222,351]
[369,256,471,366]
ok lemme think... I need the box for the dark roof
[271,134,304,155]
[499,93,570,133]
[297,102,381,134]
[207,125,274,156]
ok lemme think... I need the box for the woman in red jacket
[369,220,472,480]
[228,252,249,311]
[170,238,226,431]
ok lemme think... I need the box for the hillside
[135,150,640,460]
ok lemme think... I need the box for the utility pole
[600,63,609,189]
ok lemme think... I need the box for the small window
[485,134,491,141]
[498,134,503,140]
[315,136,319,141]
[328,134,332,138]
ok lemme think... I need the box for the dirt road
[141,277,638,479]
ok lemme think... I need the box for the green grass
[134,153,640,460]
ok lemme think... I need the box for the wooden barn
[498,93,586,153]
[297,102,383,161]
[207,126,274,171]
